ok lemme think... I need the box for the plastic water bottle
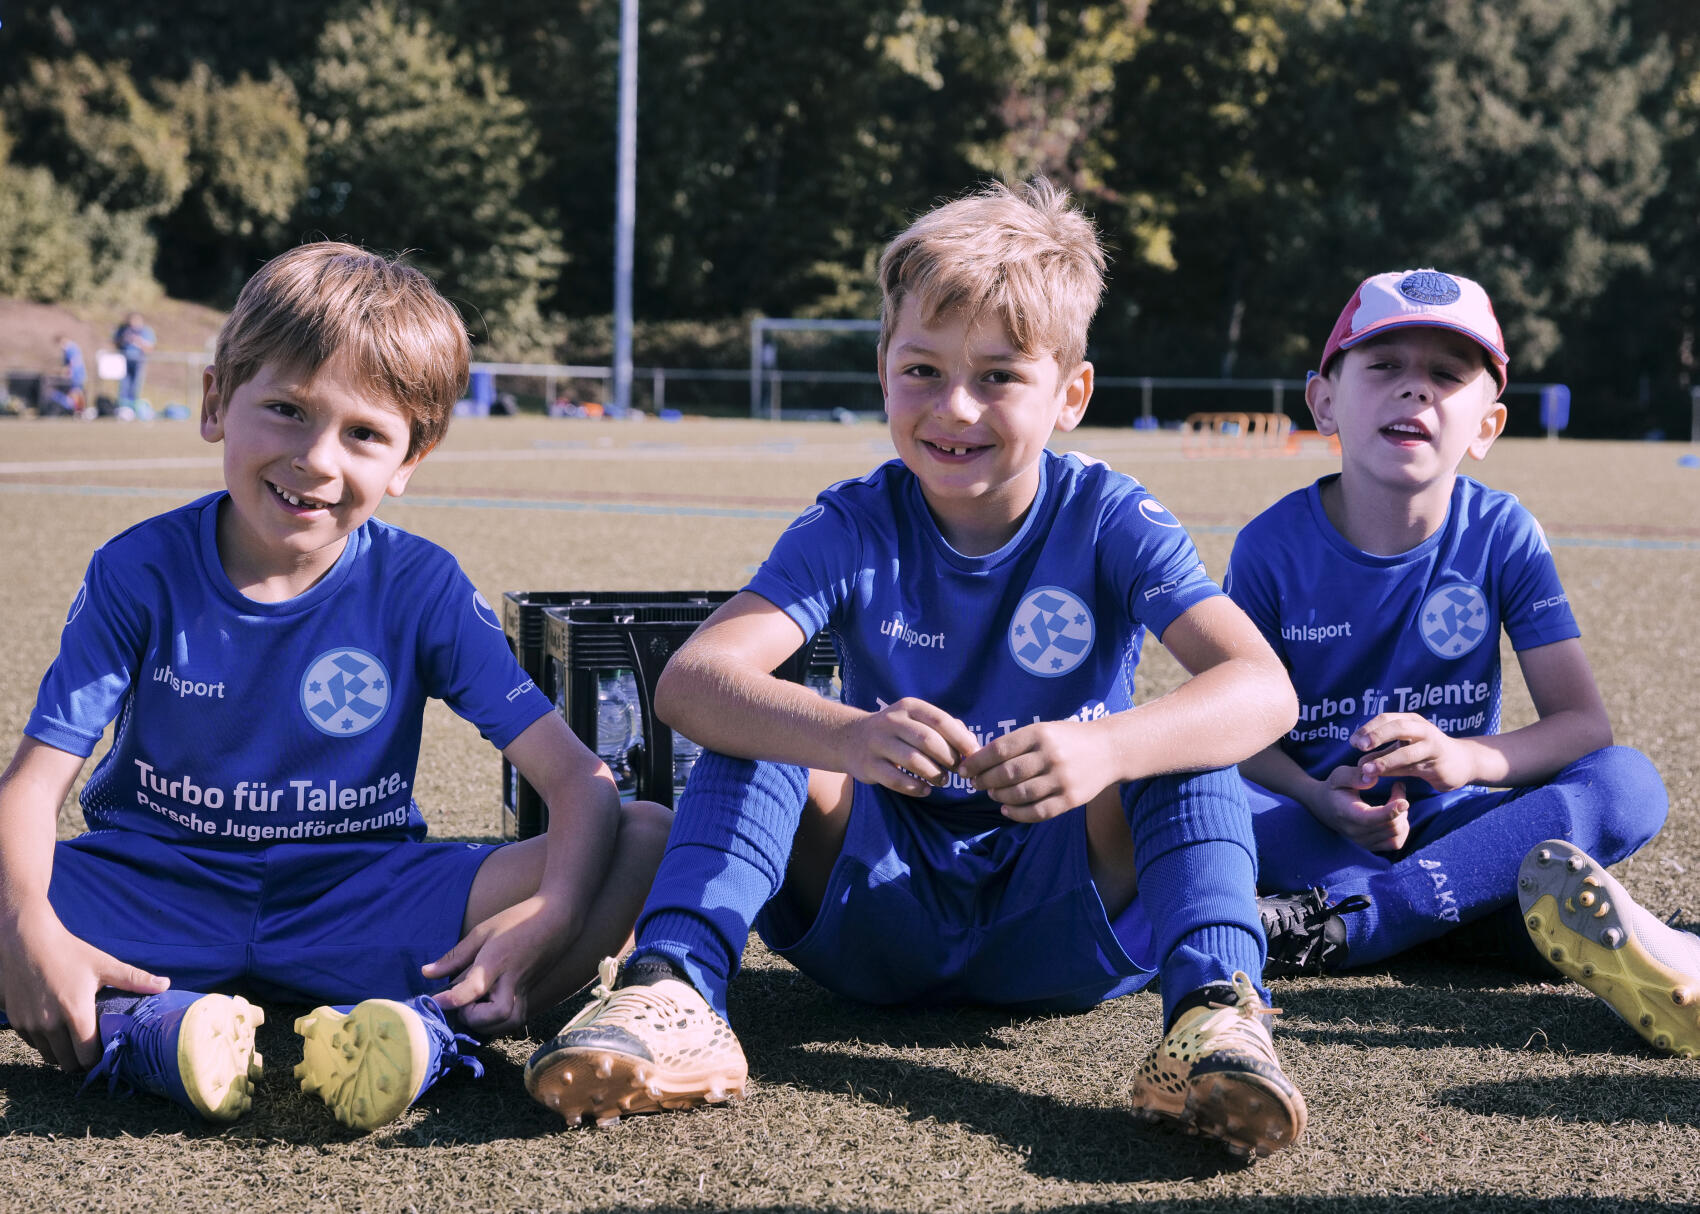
[672,730,702,800]
[596,670,640,797]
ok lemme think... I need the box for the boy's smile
[880,303,1091,555]
[200,353,423,599]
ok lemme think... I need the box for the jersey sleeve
[1223,518,1286,653]
[1496,505,1580,650]
[25,548,149,757]
[1101,486,1221,639]
[419,561,554,749]
[744,495,862,642]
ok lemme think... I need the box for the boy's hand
[958,719,1115,822]
[842,698,979,797]
[425,894,573,1036]
[1307,769,1411,852]
[1351,714,1478,792]
[0,903,169,1071]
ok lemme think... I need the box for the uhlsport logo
[1398,270,1461,306]
[1418,583,1489,658]
[1009,585,1094,678]
[301,647,391,737]
[472,590,502,630]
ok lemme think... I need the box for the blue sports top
[746,450,1220,827]
[27,493,553,845]
[1225,475,1578,785]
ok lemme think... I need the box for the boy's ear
[199,367,226,443]
[385,444,432,498]
[1053,361,1094,433]
[1305,371,1338,436]
[1466,399,1508,462]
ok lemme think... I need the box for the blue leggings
[1248,746,1667,966]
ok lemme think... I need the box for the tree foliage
[0,0,1692,431]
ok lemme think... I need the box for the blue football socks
[629,751,809,1019]
[1125,768,1269,1027]
[1324,747,1667,966]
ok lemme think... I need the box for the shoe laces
[1192,972,1283,1061]
[418,998,485,1083]
[80,998,176,1101]
[561,955,711,1036]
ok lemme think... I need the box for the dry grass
[2,416,1698,1213]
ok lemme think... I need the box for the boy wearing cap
[1225,269,1670,1001]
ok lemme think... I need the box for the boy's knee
[620,798,674,857]
[1581,745,1667,848]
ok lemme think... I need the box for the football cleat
[1131,972,1307,1158]
[81,990,264,1121]
[295,995,483,1131]
[525,955,748,1127]
[1259,887,1371,978]
[1520,838,1700,1058]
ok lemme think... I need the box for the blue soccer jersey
[746,450,1220,826]
[1225,475,1578,784]
[27,493,552,844]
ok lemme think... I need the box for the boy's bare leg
[1084,784,1138,918]
[456,798,673,1024]
[777,768,857,924]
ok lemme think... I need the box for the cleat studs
[1654,1033,1673,1050]
[1582,964,1596,978]
[1526,914,1543,932]
[1519,876,1536,891]
[1641,1014,1656,1028]
[1550,948,1566,963]
[1674,989,1692,1007]
[1603,928,1624,948]
[1594,902,1611,919]
[596,1058,614,1079]
[1579,891,1596,907]
[1536,848,1554,864]
[1566,855,1586,872]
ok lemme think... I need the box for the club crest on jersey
[301,647,391,737]
[472,589,502,630]
[1138,497,1182,528]
[1418,583,1489,658]
[1009,586,1094,678]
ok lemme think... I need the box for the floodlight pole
[612,0,637,415]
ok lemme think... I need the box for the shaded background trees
[0,0,1693,433]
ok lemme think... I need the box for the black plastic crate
[502,593,840,840]
[499,589,731,839]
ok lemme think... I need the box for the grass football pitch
[1,416,1698,1213]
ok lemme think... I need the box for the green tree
[2,54,189,218]
[155,66,310,301]
[300,1,564,355]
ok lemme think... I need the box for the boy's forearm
[1098,656,1298,782]
[1238,744,1320,805]
[0,740,77,930]
[1457,708,1612,788]
[656,648,865,773]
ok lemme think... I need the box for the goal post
[749,317,882,419]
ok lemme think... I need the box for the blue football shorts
[754,782,1157,1013]
[48,830,499,1005]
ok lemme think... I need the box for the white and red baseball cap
[1319,269,1508,392]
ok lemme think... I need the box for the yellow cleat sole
[294,999,430,1131]
[176,995,265,1122]
[1520,840,1700,1058]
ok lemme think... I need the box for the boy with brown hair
[526,181,1309,1159]
[0,242,669,1129]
